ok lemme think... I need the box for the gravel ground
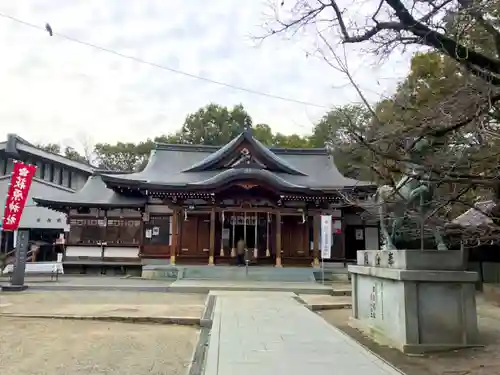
[320,295,500,375]
[0,290,206,306]
[0,275,174,286]
[0,317,198,375]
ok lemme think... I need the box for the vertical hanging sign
[320,215,332,259]
[2,161,37,231]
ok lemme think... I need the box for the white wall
[0,177,71,230]
[65,245,140,259]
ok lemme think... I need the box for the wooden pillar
[220,211,225,257]
[253,212,258,259]
[99,210,108,261]
[313,214,320,267]
[209,207,215,265]
[170,210,178,265]
[266,212,270,257]
[231,212,236,257]
[275,211,282,267]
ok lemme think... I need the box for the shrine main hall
[34,130,379,269]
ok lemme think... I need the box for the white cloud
[0,0,413,149]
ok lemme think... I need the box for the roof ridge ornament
[182,131,306,175]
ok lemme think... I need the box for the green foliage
[37,143,61,154]
[310,104,373,179]
[272,133,310,148]
[63,146,88,163]
[252,123,274,145]
[37,143,90,163]
[94,142,143,171]
[35,103,373,175]
[180,103,252,145]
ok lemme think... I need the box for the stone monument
[2,229,30,292]
[348,137,479,353]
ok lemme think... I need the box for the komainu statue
[373,137,448,251]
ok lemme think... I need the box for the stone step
[143,265,351,283]
[168,280,333,295]
[297,294,352,311]
[331,288,352,297]
[181,266,316,282]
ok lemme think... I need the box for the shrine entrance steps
[141,265,349,283]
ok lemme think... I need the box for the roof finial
[243,126,252,136]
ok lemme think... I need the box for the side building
[0,134,93,259]
[34,130,380,271]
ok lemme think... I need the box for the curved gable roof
[182,130,306,176]
[99,131,374,193]
[34,174,146,209]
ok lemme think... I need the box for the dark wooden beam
[209,207,215,265]
[275,211,282,267]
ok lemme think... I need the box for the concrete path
[205,292,403,375]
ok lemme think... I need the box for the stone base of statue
[348,250,480,354]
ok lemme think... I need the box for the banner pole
[321,249,324,285]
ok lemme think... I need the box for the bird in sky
[45,23,53,36]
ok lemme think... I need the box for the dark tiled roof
[183,131,306,175]
[1,133,94,173]
[451,200,497,227]
[33,174,146,209]
[101,131,373,193]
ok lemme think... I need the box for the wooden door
[197,215,211,255]
[180,217,198,256]
[282,216,308,257]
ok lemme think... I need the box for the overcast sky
[0,0,413,150]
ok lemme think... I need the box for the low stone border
[200,294,216,328]
[188,295,217,375]
[0,313,201,326]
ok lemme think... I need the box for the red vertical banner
[2,161,37,231]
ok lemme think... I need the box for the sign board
[320,215,332,259]
[2,161,37,231]
[356,228,364,240]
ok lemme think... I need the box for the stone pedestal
[348,250,479,354]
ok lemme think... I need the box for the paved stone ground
[320,295,500,375]
[204,291,403,375]
[0,317,198,375]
